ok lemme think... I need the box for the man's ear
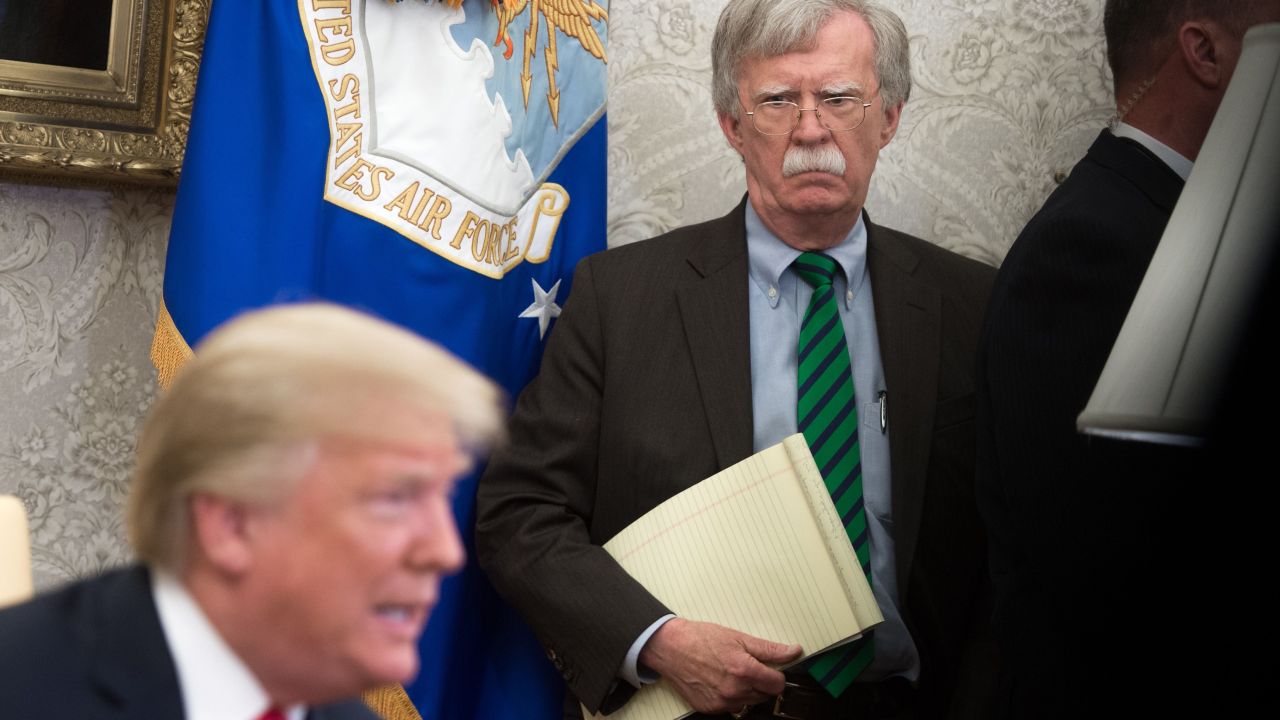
[1179,20,1232,89]
[718,110,746,154]
[189,493,255,575]
[879,100,903,149]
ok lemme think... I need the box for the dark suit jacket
[477,198,996,718]
[976,130,1204,717]
[0,565,377,720]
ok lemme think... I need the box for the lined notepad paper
[585,434,882,720]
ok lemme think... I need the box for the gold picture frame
[0,0,210,187]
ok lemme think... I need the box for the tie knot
[793,252,839,288]
[256,708,286,720]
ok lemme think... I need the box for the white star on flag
[519,278,562,340]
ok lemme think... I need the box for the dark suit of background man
[976,1,1280,717]
[477,1,997,718]
[0,303,504,720]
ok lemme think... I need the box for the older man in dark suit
[477,2,996,719]
[976,1,1280,717]
[0,304,503,720]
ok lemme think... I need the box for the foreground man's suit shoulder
[0,567,184,718]
[0,566,377,719]
[478,199,997,717]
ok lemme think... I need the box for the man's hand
[638,618,803,715]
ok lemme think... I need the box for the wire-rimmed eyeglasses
[744,96,874,135]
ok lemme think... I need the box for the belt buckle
[772,682,805,719]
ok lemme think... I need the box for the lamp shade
[0,495,34,609]
[1078,23,1280,445]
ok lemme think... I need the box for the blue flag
[160,2,608,718]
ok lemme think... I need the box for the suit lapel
[867,220,941,596]
[676,199,755,469]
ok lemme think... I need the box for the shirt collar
[1112,122,1193,181]
[745,200,869,307]
[152,569,306,720]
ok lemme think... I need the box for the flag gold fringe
[363,685,424,720]
[150,300,195,390]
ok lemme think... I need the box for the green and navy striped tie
[794,251,873,697]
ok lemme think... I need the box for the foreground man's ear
[189,493,257,576]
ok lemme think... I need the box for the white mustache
[782,145,846,178]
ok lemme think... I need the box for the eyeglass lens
[751,97,867,135]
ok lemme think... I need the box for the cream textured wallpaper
[0,0,1112,592]
[0,183,169,589]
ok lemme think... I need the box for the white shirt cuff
[619,614,676,688]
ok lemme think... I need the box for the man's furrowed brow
[752,84,796,100]
[822,80,866,96]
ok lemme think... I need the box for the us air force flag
[157,2,608,718]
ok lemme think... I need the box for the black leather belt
[725,676,917,720]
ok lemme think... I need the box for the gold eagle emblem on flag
[490,0,609,128]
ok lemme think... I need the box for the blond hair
[128,303,504,569]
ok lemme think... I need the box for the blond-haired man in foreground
[0,303,503,720]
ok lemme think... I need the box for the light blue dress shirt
[620,204,920,688]
[744,203,919,682]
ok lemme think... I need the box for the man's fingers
[741,659,788,696]
[643,621,806,713]
[736,635,801,696]
[740,635,804,666]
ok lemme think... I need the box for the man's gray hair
[712,0,912,119]
[127,302,504,570]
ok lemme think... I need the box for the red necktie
[257,709,286,720]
